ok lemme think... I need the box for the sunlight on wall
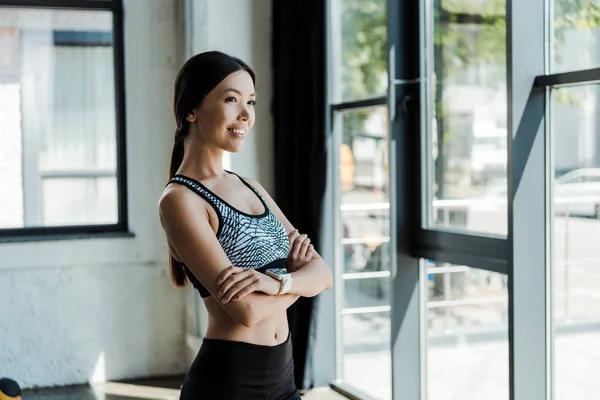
[90,351,106,383]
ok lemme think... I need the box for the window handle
[388,45,422,122]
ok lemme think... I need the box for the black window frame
[0,0,129,241]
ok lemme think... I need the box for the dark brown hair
[169,51,255,287]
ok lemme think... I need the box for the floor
[21,376,348,400]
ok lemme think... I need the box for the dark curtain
[272,0,327,392]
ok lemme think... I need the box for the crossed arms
[159,177,332,328]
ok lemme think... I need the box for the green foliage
[339,0,600,103]
[338,0,600,149]
[442,0,504,15]
[339,0,387,139]
[341,0,387,101]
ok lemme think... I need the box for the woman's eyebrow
[223,88,256,97]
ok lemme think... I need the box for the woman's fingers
[305,244,314,262]
[217,268,251,298]
[221,275,259,303]
[216,265,242,285]
[292,234,309,258]
[229,277,263,302]
[298,238,311,260]
[285,229,316,272]
[288,229,300,246]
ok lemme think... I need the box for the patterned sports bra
[168,171,289,298]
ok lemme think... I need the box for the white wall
[0,0,186,388]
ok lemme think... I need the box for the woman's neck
[178,137,226,180]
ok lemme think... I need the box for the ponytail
[168,123,189,287]
[169,125,187,178]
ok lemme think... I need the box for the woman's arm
[244,178,333,297]
[158,187,300,327]
[287,255,332,297]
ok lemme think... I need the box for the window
[329,0,392,398]
[425,0,507,237]
[336,107,391,400]
[552,85,600,399]
[426,261,508,400]
[0,0,127,239]
[326,0,600,398]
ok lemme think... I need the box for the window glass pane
[336,105,391,399]
[552,86,600,400]
[440,0,504,14]
[0,82,22,229]
[329,0,387,103]
[426,261,508,400]
[0,8,118,229]
[342,207,390,273]
[42,46,116,171]
[339,107,389,203]
[344,277,390,309]
[343,209,390,240]
[342,311,391,400]
[553,0,600,73]
[43,177,118,226]
[343,241,391,275]
[426,0,507,236]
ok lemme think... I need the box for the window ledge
[0,230,135,244]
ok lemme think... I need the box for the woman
[158,51,333,400]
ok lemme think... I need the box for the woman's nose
[238,106,250,120]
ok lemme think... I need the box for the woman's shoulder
[158,182,207,219]
[239,176,270,197]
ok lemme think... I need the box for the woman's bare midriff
[203,296,290,346]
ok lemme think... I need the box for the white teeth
[229,128,246,135]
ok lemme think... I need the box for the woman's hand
[216,266,280,303]
[286,229,314,273]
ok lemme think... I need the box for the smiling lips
[228,128,246,137]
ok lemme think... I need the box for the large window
[327,0,600,399]
[336,107,391,400]
[546,2,600,399]
[0,1,127,239]
[426,0,507,237]
[426,262,508,400]
[552,85,600,399]
[420,3,510,396]
[329,0,392,398]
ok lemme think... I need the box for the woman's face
[190,69,256,153]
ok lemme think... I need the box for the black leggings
[179,333,301,400]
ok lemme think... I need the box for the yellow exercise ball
[0,378,21,400]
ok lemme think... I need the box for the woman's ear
[186,110,197,123]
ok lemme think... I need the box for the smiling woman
[158,51,333,400]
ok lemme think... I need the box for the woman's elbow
[308,268,333,297]
[323,267,333,291]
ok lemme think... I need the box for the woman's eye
[248,100,257,106]
[225,97,237,102]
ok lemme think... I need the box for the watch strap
[278,274,292,295]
